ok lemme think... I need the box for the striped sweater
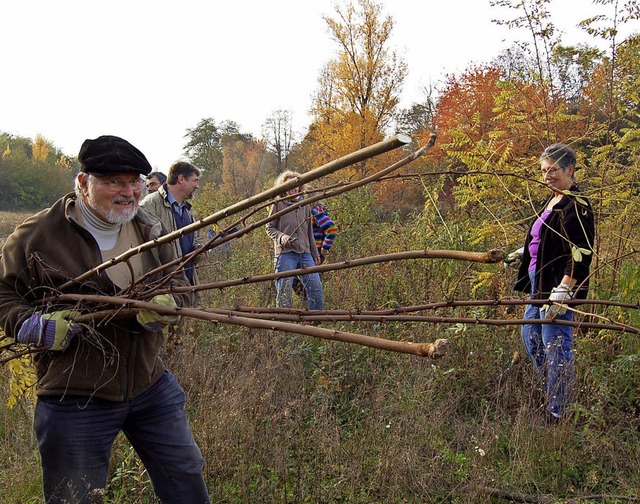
[311,205,338,251]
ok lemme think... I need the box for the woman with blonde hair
[265,171,324,310]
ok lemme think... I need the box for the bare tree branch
[172,247,504,293]
[197,307,640,334]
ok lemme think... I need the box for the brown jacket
[265,199,320,260]
[0,193,189,401]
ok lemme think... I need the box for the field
[0,211,32,246]
[1,209,639,503]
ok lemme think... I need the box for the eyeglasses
[95,177,143,190]
[541,166,563,176]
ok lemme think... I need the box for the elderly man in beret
[0,135,210,503]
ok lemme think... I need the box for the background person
[507,143,595,423]
[311,202,338,263]
[266,171,324,310]
[140,161,205,299]
[0,135,210,503]
[146,170,167,193]
[293,201,338,297]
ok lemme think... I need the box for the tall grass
[1,197,639,503]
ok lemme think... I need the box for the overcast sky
[1,0,611,171]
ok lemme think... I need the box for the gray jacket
[140,184,205,289]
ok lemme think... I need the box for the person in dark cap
[0,135,210,503]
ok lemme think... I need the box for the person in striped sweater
[311,203,338,263]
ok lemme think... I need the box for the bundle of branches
[2,134,448,364]
[3,131,638,368]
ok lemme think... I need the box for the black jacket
[514,185,595,300]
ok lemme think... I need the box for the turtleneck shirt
[77,198,144,289]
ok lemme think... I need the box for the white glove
[544,284,573,318]
[504,247,524,270]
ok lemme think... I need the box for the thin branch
[198,307,640,334]
[171,247,505,293]
[231,298,640,313]
[475,485,640,503]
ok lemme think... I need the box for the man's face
[180,173,200,200]
[80,172,142,224]
[146,175,162,193]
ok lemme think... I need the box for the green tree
[183,118,225,185]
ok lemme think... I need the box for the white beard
[86,193,138,224]
[101,204,138,224]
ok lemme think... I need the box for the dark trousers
[35,370,209,503]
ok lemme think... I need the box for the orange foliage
[417,63,588,168]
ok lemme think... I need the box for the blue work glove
[503,247,524,270]
[136,294,179,331]
[17,310,82,351]
[543,284,573,318]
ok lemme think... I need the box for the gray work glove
[503,247,524,270]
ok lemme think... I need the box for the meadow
[1,202,639,503]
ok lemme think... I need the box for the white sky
[1,0,616,171]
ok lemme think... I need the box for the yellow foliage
[32,134,50,161]
[57,155,73,171]
[471,271,496,298]
[6,354,36,409]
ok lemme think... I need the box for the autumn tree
[219,133,275,203]
[32,134,50,161]
[0,132,75,210]
[296,0,407,178]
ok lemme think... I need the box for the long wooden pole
[171,248,505,293]
[57,294,448,358]
[59,134,412,290]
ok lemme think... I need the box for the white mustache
[113,197,136,204]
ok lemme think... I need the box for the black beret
[78,135,152,176]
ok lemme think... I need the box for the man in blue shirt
[140,161,204,298]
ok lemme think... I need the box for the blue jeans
[521,270,575,418]
[35,370,209,503]
[274,252,324,310]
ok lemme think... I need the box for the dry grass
[1,210,639,503]
[0,211,32,247]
